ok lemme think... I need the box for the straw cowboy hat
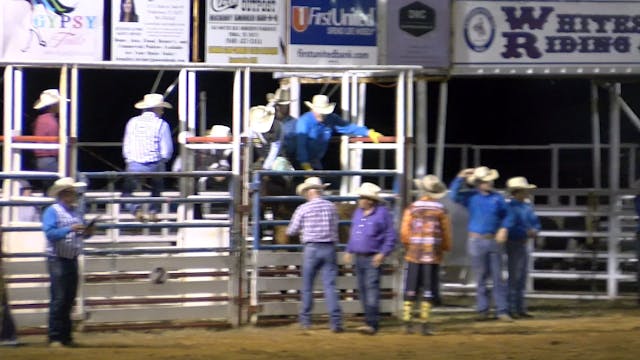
[467,166,499,184]
[249,106,275,134]
[296,177,330,195]
[506,176,537,190]
[305,94,335,115]
[266,88,293,105]
[355,182,385,202]
[207,125,231,137]
[33,89,65,110]
[47,177,86,197]
[134,93,173,109]
[414,175,448,199]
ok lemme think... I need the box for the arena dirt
[2,299,640,360]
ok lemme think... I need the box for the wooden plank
[4,259,47,275]
[13,311,48,328]
[84,304,229,323]
[84,280,229,298]
[7,286,48,301]
[255,252,302,267]
[84,255,231,272]
[256,276,395,292]
[259,300,394,316]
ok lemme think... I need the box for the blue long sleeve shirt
[346,204,397,256]
[295,111,369,164]
[449,177,514,234]
[506,198,541,240]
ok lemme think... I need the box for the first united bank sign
[453,0,640,65]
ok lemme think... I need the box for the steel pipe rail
[1,220,231,232]
[2,247,238,258]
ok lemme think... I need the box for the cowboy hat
[249,106,275,134]
[296,177,330,195]
[266,88,293,105]
[47,177,87,197]
[304,94,335,115]
[33,89,65,110]
[355,182,385,202]
[134,93,173,109]
[414,175,448,199]
[506,176,537,190]
[467,166,499,184]
[207,125,231,138]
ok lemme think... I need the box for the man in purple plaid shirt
[287,177,343,333]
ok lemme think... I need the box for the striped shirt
[287,197,339,244]
[42,203,83,259]
[122,111,173,164]
[400,196,452,264]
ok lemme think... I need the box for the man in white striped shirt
[122,93,173,221]
[42,177,94,347]
[287,177,343,333]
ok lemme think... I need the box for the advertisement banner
[453,0,640,66]
[0,0,103,61]
[205,0,285,64]
[111,0,190,62]
[386,0,450,67]
[288,0,377,65]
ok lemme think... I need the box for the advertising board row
[1,1,639,71]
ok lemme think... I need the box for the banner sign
[205,0,285,64]
[453,0,640,66]
[386,0,450,67]
[111,0,190,62]
[0,0,103,61]
[288,0,377,65]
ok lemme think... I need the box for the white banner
[453,0,640,66]
[111,0,190,62]
[205,0,285,64]
[1,0,103,61]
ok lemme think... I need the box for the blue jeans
[300,243,342,329]
[48,257,78,344]
[469,237,508,315]
[1,291,16,341]
[122,161,165,213]
[506,239,529,314]
[355,254,381,330]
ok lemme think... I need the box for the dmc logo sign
[292,6,310,32]
[211,0,239,12]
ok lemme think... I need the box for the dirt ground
[3,299,640,360]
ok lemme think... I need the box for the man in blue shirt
[42,177,95,347]
[450,166,514,321]
[505,177,541,318]
[122,93,173,222]
[291,94,383,170]
[344,182,396,335]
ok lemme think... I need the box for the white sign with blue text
[453,0,640,66]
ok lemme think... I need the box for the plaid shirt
[400,196,452,264]
[122,111,173,164]
[287,197,339,243]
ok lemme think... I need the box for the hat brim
[296,183,330,195]
[266,93,292,105]
[304,101,335,115]
[33,98,61,110]
[414,178,448,199]
[508,184,537,190]
[468,169,499,184]
[135,101,173,109]
[250,115,275,134]
[47,182,86,197]
[358,194,385,203]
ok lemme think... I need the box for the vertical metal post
[58,65,68,176]
[434,81,448,179]
[199,91,207,136]
[395,72,405,203]
[349,79,365,192]
[403,70,413,203]
[177,69,188,242]
[551,146,559,205]
[12,68,23,176]
[415,79,428,179]
[607,83,621,299]
[70,66,79,178]
[590,81,602,189]
[3,66,14,228]
[340,74,350,194]
[289,77,300,118]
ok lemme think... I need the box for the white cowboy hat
[414,175,448,199]
[304,94,335,115]
[207,125,231,137]
[47,177,87,197]
[134,93,173,109]
[33,89,65,110]
[296,177,330,195]
[506,176,537,190]
[467,166,499,184]
[249,106,275,134]
[355,182,384,202]
[266,88,293,105]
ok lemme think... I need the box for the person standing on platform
[449,166,514,321]
[267,88,297,166]
[122,93,173,222]
[286,177,343,333]
[343,182,396,335]
[33,89,64,190]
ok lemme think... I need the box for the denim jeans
[355,254,381,330]
[506,239,529,314]
[48,257,78,344]
[1,292,16,341]
[300,243,342,329]
[468,237,508,315]
[122,161,165,213]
